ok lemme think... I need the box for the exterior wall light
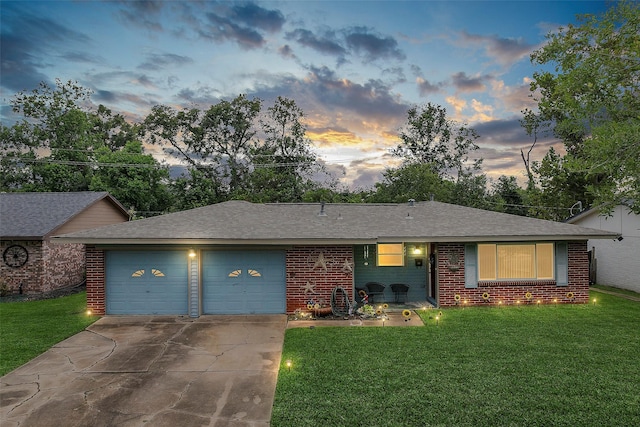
[188,249,196,258]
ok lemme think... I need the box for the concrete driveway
[0,315,287,427]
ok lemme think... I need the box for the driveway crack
[3,378,41,415]
[82,329,117,370]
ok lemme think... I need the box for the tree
[529,0,640,212]
[169,168,223,212]
[89,141,171,216]
[379,103,485,206]
[370,163,454,203]
[0,125,37,190]
[143,95,324,204]
[241,97,319,202]
[143,95,262,200]
[491,175,528,216]
[302,187,364,203]
[195,95,262,194]
[528,147,594,221]
[393,103,482,180]
[1,81,175,213]
[1,80,98,191]
[519,108,548,191]
[451,171,491,210]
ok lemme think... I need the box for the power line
[4,157,165,169]
[1,156,316,169]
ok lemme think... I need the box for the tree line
[1,1,637,219]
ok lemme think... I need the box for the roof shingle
[53,200,619,244]
[1,192,114,238]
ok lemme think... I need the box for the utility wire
[3,156,584,214]
[1,156,316,169]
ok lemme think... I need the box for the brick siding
[285,246,354,314]
[438,241,590,307]
[0,240,84,294]
[41,241,85,292]
[86,245,106,315]
[80,242,590,316]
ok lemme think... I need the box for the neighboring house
[567,203,639,293]
[53,200,617,316]
[0,192,130,295]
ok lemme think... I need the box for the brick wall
[0,240,43,294]
[77,241,590,315]
[0,240,85,294]
[86,245,106,315]
[438,241,590,307]
[41,241,85,293]
[286,246,354,314]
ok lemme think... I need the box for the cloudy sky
[1,0,611,189]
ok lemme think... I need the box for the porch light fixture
[412,246,423,255]
[188,249,196,258]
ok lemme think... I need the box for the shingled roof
[1,192,128,239]
[53,200,618,245]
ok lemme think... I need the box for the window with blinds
[478,243,555,280]
[377,243,405,266]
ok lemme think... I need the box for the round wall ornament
[3,244,28,268]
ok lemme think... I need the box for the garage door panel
[106,251,188,315]
[203,250,285,314]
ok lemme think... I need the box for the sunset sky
[0,1,611,189]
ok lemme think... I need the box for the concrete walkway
[1,315,287,427]
[286,309,425,328]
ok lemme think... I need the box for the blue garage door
[203,250,286,314]
[106,251,188,315]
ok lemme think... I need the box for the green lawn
[273,291,640,426]
[0,292,98,376]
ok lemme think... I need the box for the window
[536,243,554,280]
[377,243,404,266]
[131,269,165,277]
[228,269,262,278]
[478,243,554,280]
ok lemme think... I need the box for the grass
[591,283,640,298]
[273,291,640,426]
[0,291,98,376]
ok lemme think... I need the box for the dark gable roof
[1,192,126,239]
[53,200,619,245]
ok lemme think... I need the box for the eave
[52,232,618,246]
